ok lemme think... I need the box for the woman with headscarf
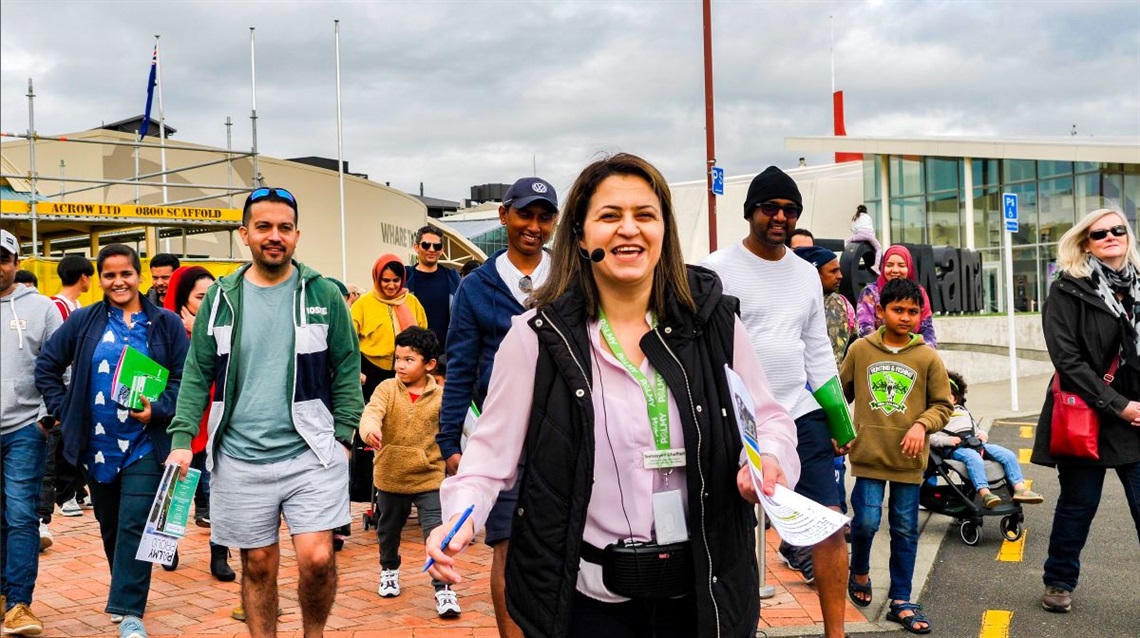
[351,255,428,402]
[854,245,937,347]
[162,265,234,582]
[1031,208,1140,613]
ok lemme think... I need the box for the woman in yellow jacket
[352,254,427,401]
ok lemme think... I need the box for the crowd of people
[1,158,1137,638]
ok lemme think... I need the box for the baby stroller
[918,443,1025,546]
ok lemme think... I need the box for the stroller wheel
[1000,515,1023,542]
[959,520,981,546]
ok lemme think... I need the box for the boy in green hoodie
[840,278,952,635]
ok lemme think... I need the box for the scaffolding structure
[0,78,263,259]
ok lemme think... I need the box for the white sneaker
[60,497,83,517]
[38,520,53,552]
[435,588,461,618]
[110,614,124,623]
[377,569,401,597]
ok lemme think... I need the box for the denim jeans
[1,423,47,608]
[949,444,1024,491]
[849,477,921,601]
[1043,462,1140,592]
[87,450,164,618]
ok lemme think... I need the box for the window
[1003,159,1035,183]
[1006,182,1037,246]
[972,159,1000,186]
[890,156,924,198]
[1123,175,1139,226]
[925,158,959,193]
[890,197,925,245]
[863,156,881,200]
[927,193,960,246]
[1075,172,1102,216]
[1038,177,1075,244]
[1037,161,1072,179]
[973,188,1002,249]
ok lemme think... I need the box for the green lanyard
[598,310,671,451]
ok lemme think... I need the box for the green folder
[112,346,169,411]
[813,376,857,447]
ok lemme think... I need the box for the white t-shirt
[496,252,552,306]
[701,241,839,419]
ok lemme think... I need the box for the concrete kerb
[761,373,1053,637]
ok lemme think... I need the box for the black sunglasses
[420,241,443,251]
[1088,225,1128,241]
[245,187,298,210]
[755,201,803,219]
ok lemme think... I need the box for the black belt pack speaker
[600,540,694,600]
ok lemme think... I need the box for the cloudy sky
[2,0,1137,202]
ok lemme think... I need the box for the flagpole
[155,35,168,206]
[250,27,262,187]
[335,19,348,281]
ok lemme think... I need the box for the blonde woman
[1031,207,1140,613]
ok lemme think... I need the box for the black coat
[1031,274,1140,467]
[504,266,760,638]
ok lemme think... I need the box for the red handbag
[1049,357,1120,460]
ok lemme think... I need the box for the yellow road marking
[996,528,1027,562]
[1018,448,1032,463]
[1020,426,1034,438]
[979,609,1013,638]
[996,420,1037,427]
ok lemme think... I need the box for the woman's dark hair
[460,261,480,278]
[852,203,868,222]
[381,261,406,282]
[946,369,967,402]
[394,326,439,362]
[97,244,142,274]
[172,266,216,314]
[531,153,693,318]
[879,278,924,308]
[57,254,94,286]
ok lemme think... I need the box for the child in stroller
[920,370,1044,544]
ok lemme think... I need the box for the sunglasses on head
[1088,225,1128,241]
[755,201,803,219]
[420,241,443,251]
[245,187,297,209]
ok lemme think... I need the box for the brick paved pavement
[32,503,863,637]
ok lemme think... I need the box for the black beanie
[744,166,802,218]
[793,246,838,270]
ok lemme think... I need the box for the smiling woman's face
[579,174,664,292]
[99,255,141,308]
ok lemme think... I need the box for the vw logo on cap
[532,182,548,193]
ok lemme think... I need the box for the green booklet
[112,345,169,411]
[813,376,857,447]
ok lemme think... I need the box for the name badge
[652,490,689,544]
[643,448,686,469]
[9,319,27,331]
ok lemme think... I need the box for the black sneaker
[778,541,814,584]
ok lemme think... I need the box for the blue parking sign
[1003,193,1018,233]
[711,166,725,196]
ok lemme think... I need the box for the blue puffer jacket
[35,296,189,467]
[436,250,526,459]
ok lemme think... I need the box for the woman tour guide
[1031,207,1140,614]
[426,153,800,637]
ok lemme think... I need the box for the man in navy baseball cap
[501,176,558,213]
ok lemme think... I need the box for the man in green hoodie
[840,277,952,634]
[166,188,363,638]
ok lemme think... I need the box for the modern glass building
[787,136,1140,313]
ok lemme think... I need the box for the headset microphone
[590,248,606,263]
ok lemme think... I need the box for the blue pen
[423,504,475,573]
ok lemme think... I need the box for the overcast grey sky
[2,0,1138,202]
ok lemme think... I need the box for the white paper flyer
[725,365,849,547]
[135,462,201,566]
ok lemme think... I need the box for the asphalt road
[847,417,1140,638]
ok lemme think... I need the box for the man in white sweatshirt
[1,229,63,637]
[702,167,850,638]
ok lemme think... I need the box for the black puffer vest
[504,266,760,638]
